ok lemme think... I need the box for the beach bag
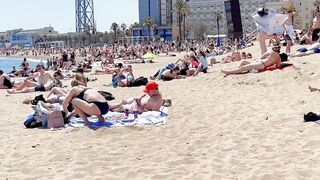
[128,77,148,87]
[47,110,65,128]
[98,91,115,101]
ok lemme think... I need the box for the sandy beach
[1,43,320,179]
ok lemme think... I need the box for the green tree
[143,16,155,40]
[110,22,119,43]
[174,0,190,42]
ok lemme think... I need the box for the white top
[199,56,208,69]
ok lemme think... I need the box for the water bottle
[134,111,138,119]
[124,109,129,118]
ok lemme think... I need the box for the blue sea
[0,58,44,73]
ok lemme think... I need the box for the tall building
[290,0,317,30]
[185,0,290,39]
[134,0,173,41]
[139,0,173,25]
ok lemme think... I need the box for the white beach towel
[65,106,169,129]
[252,8,287,35]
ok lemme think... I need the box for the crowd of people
[2,7,320,127]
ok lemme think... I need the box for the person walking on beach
[221,46,287,76]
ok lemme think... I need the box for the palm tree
[110,22,119,43]
[174,0,189,42]
[143,16,155,41]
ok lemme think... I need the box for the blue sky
[0,0,138,33]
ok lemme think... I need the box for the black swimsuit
[3,78,13,89]
[76,88,109,115]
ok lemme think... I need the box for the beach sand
[1,43,320,179]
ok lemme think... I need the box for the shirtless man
[290,40,320,57]
[109,81,163,113]
[7,64,54,94]
[312,8,320,42]
[221,46,286,76]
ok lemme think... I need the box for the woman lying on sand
[221,46,288,76]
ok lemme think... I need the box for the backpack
[98,91,115,101]
[24,113,42,128]
[47,110,65,128]
[128,77,148,87]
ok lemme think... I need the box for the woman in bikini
[62,85,109,125]
[221,46,286,76]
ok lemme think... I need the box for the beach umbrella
[142,53,158,59]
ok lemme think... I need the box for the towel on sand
[258,64,294,73]
[65,106,169,129]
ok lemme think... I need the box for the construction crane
[75,0,96,34]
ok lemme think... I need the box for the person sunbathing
[62,85,109,125]
[0,70,15,89]
[8,70,63,94]
[290,40,320,57]
[8,64,52,93]
[161,66,184,81]
[194,51,209,76]
[116,65,134,87]
[109,81,163,113]
[221,46,287,76]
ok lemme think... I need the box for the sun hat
[143,81,159,93]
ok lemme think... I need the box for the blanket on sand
[65,106,169,129]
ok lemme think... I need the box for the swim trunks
[297,48,308,53]
[312,28,320,41]
[35,85,46,92]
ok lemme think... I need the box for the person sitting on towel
[109,81,163,113]
[221,46,287,76]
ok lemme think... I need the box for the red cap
[143,81,159,93]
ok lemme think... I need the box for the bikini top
[76,88,90,100]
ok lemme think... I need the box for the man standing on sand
[221,46,287,76]
[109,81,163,113]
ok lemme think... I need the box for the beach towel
[65,106,169,129]
[252,8,287,35]
[258,64,295,73]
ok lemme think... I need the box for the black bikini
[75,88,109,115]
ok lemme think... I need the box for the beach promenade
[1,43,320,179]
